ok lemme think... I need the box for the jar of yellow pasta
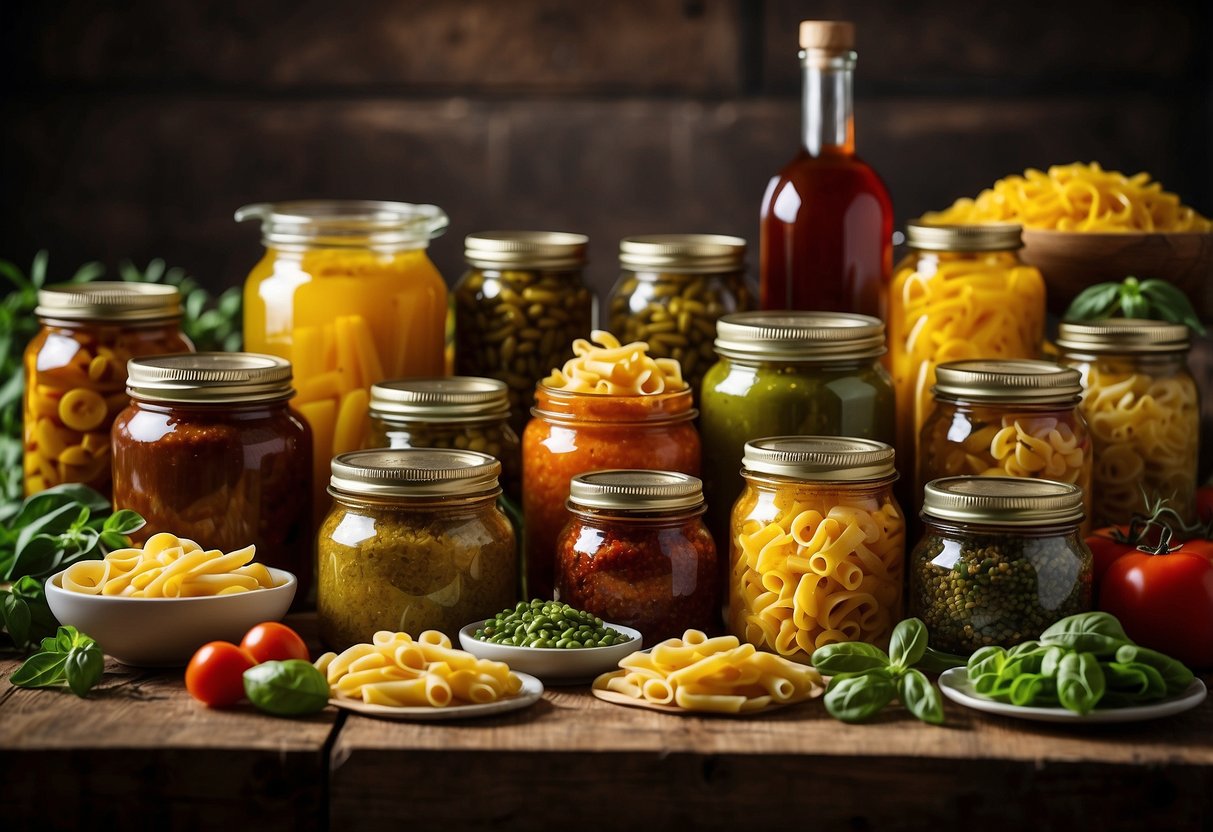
[24,282,194,497]
[888,223,1046,502]
[317,449,516,650]
[918,359,1092,527]
[238,200,449,530]
[1056,319,1200,526]
[729,436,904,659]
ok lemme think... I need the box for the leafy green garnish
[1064,276,1206,335]
[10,625,105,697]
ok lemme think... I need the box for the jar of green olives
[608,235,752,401]
[454,232,594,435]
[909,476,1093,654]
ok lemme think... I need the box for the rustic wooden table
[3,615,1210,832]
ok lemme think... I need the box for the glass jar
[700,311,895,554]
[112,353,313,598]
[918,359,1092,525]
[888,223,1046,493]
[910,477,1093,653]
[556,470,717,643]
[608,234,752,401]
[729,437,905,659]
[23,283,194,498]
[454,231,594,435]
[317,448,516,650]
[523,385,701,599]
[237,200,449,529]
[1056,319,1200,526]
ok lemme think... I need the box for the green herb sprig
[243,660,330,716]
[10,625,105,698]
[1064,276,1206,335]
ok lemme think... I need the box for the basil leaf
[1114,644,1194,695]
[10,652,68,688]
[102,509,145,537]
[966,645,1007,678]
[1057,652,1106,715]
[1139,279,1207,335]
[971,672,1014,698]
[60,625,94,650]
[1103,661,1166,701]
[916,646,968,673]
[1040,613,1131,656]
[823,671,897,723]
[1041,645,1066,677]
[243,660,330,717]
[895,668,944,724]
[887,617,928,671]
[1008,673,1049,706]
[0,592,31,648]
[1064,281,1122,320]
[810,641,890,676]
[8,534,61,581]
[64,643,105,697]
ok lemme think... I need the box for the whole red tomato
[185,641,256,707]
[240,622,310,664]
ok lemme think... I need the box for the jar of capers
[455,232,594,435]
[909,477,1093,654]
[608,235,752,401]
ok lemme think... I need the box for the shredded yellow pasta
[59,532,280,597]
[315,630,524,708]
[924,162,1212,232]
[591,629,822,713]
[542,330,688,395]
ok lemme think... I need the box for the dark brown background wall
[1,0,1210,299]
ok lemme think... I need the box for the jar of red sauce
[112,353,314,599]
[556,470,717,643]
[522,384,700,599]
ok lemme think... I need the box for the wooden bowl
[1020,229,1213,318]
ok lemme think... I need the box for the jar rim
[36,282,182,322]
[567,470,704,512]
[330,448,501,498]
[904,221,1024,252]
[464,230,588,270]
[1056,318,1191,355]
[619,234,746,273]
[742,436,897,481]
[921,476,1085,527]
[714,311,886,362]
[370,376,511,422]
[126,352,294,403]
[235,200,448,250]
[933,359,1083,404]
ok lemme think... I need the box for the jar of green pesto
[910,477,1092,654]
[699,311,895,553]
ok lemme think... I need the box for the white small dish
[45,566,297,667]
[458,620,642,684]
[329,671,544,720]
[938,667,1208,723]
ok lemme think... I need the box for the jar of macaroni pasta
[910,477,1093,654]
[556,470,717,643]
[317,449,517,650]
[700,311,895,555]
[454,232,594,435]
[237,200,450,530]
[23,283,194,497]
[1056,319,1200,527]
[888,223,1046,504]
[112,353,313,598]
[608,235,752,401]
[918,359,1092,528]
[729,436,904,659]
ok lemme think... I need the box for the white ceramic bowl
[45,567,297,667]
[458,619,642,684]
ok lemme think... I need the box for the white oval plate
[458,620,642,684]
[938,667,1207,723]
[329,671,544,721]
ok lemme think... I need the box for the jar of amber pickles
[888,223,1046,495]
[317,449,516,650]
[556,470,717,644]
[609,235,751,400]
[910,477,1092,653]
[729,437,905,659]
[112,353,313,598]
[1056,319,1200,527]
[455,232,594,435]
[918,360,1092,525]
[24,282,194,497]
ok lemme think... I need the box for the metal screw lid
[464,231,589,270]
[742,436,896,482]
[904,222,1024,252]
[36,282,182,322]
[126,353,293,403]
[933,360,1082,405]
[330,448,500,498]
[235,200,449,249]
[714,311,886,362]
[567,470,704,512]
[619,234,746,274]
[1055,318,1191,355]
[370,377,510,423]
[921,477,1085,527]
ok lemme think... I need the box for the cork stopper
[799,20,854,51]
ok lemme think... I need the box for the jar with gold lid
[24,282,194,497]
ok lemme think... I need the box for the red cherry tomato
[240,622,310,664]
[185,641,256,707]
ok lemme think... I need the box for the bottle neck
[801,51,856,157]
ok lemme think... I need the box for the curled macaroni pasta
[923,162,1212,232]
[542,330,688,395]
[591,629,822,714]
[315,630,524,708]
[60,532,279,597]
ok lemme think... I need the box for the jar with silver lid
[910,477,1093,654]
[554,470,717,644]
[317,448,517,649]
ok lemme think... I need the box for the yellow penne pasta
[541,330,687,394]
